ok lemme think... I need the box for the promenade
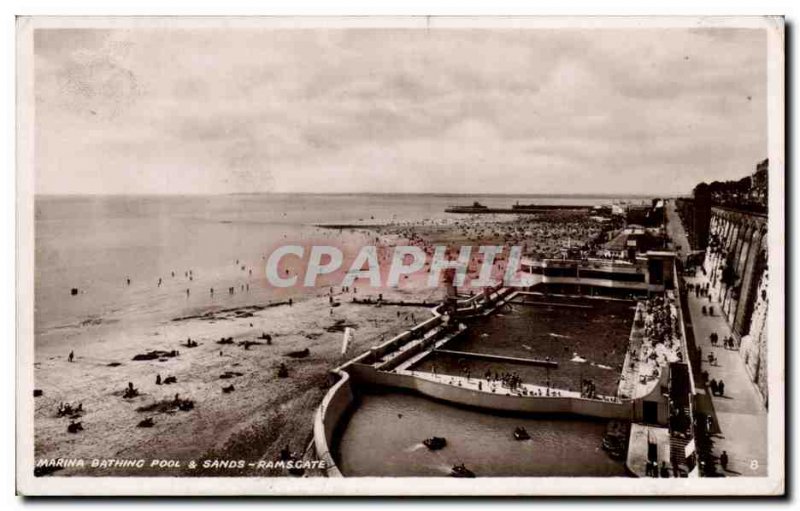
[683,272,768,476]
[665,200,768,477]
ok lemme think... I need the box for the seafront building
[677,159,769,404]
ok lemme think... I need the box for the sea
[34,193,649,341]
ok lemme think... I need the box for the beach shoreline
[33,205,602,477]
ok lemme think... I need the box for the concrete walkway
[399,369,622,402]
[665,199,768,477]
[683,273,768,476]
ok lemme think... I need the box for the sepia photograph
[15,15,784,496]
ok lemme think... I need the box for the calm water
[335,391,627,477]
[414,297,635,394]
[34,193,645,338]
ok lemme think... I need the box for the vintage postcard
[16,16,784,496]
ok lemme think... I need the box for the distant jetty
[445,201,593,214]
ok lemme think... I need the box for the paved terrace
[666,198,768,476]
[396,369,622,402]
[617,298,683,401]
[684,269,768,476]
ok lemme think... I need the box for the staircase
[669,434,690,475]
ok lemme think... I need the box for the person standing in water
[68,351,74,363]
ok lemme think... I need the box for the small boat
[606,447,625,460]
[423,436,447,450]
[450,463,476,478]
[601,433,627,459]
[514,426,531,441]
[601,420,628,459]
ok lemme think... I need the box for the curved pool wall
[313,363,668,477]
[313,370,353,478]
[313,284,676,477]
[348,363,633,418]
[312,289,509,477]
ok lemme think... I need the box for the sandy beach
[34,287,438,476]
[33,198,606,477]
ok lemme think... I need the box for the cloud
[33,27,767,196]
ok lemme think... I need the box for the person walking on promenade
[718,380,725,397]
[720,451,729,471]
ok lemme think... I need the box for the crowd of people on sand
[375,211,608,264]
[57,402,83,418]
[57,315,291,433]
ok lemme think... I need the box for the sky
[33,27,767,196]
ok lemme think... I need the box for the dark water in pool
[335,392,628,477]
[414,297,635,394]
